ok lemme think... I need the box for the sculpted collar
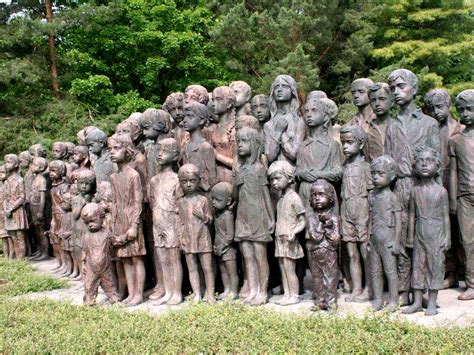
[396,108,423,122]
[303,132,330,147]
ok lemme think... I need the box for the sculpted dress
[110,166,146,258]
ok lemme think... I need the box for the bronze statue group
[1,68,473,317]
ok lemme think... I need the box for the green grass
[0,256,473,352]
[0,258,66,296]
[0,299,473,353]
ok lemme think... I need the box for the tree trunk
[45,0,59,98]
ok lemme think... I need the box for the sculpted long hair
[236,127,263,166]
[269,74,301,120]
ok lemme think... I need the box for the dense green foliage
[0,0,472,156]
[0,258,65,296]
[1,298,473,352]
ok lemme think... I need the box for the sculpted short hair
[210,182,233,198]
[267,160,295,180]
[49,160,66,176]
[351,78,374,89]
[340,124,367,146]
[424,89,451,108]
[413,145,441,166]
[307,98,339,124]
[388,69,418,89]
[184,102,209,126]
[306,90,327,101]
[212,86,236,107]
[371,155,398,182]
[456,89,474,105]
[230,81,252,101]
[33,157,48,171]
[368,82,392,98]
[4,154,19,167]
[310,179,336,207]
[140,108,172,134]
[81,202,105,221]
[19,151,32,163]
[29,144,47,158]
[157,138,179,158]
[178,163,200,179]
[76,169,96,184]
[163,92,184,112]
[85,128,108,146]
[185,85,209,105]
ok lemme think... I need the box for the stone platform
[18,258,474,328]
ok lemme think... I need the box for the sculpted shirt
[93,151,116,184]
[439,117,463,188]
[449,131,474,196]
[349,110,376,134]
[385,109,440,177]
[366,117,389,161]
[4,173,28,231]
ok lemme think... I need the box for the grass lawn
[0,257,473,352]
[0,258,66,296]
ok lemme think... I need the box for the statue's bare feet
[372,299,383,311]
[203,293,216,304]
[127,296,143,307]
[402,304,422,314]
[34,254,49,261]
[344,289,362,302]
[399,292,410,306]
[154,293,171,306]
[250,293,267,306]
[149,289,166,300]
[218,290,229,300]
[279,295,299,306]
[458,288,474,301]
[167,294,183,306]
[353,289,370,302]
[243,292,257,305]
[424,306,438,316]
[385,302,398,313]
[121,296,132,305]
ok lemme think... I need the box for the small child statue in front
[81,202,120,306]
[59,191,74,277]
[29,157,50,261]
[268,161,306,306]
[0,165,13,258]
[108,134,147,306]
[148,138,183,306]
[177,164,215,304]
[210,182,239,300]
[340,125,373,303]
[234,127,275,305]
[368,155,401,312]
[403,146,450,316]
[3,154,29,259]
[450,89,474,300]
[71,169,97,280]
[306,179,340,311]
[48,160,70,271]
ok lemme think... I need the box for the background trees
[0,0,472,157]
